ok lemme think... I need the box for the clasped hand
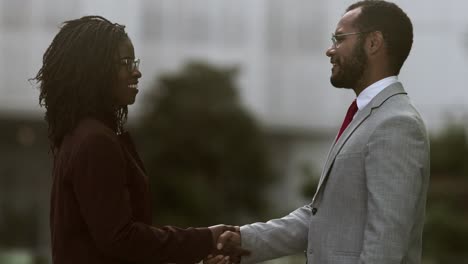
[207,225,249,264]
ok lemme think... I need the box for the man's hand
[207,226,250,264]
[204,254,231,264]
[208,225,238,250]
[215,229,242,253]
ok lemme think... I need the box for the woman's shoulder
[58,118,121,165]
[68,118,118,145]
[77,117,115,134]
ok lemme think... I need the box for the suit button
[312,208,317,215]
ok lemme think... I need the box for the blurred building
[136,0,335,215]
[0,0,349,126]
[1,0,468,262]
[2,0,468,130]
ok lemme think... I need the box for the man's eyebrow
[334,30,344,35]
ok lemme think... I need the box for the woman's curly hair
[33,16,129,152]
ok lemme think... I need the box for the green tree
[430,123,468,177]
[137,61,275,227]
[423,123,468,263]
[299,162,320,199]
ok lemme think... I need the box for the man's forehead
[335,7,362,33]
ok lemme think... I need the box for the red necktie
[336,99,358,142]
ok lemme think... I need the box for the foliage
[430,123,468,177]
[137,61,275,227]
[423,123,468,263]
[299,162,320,199]
[0,119,50,254]
[0,204,38,248]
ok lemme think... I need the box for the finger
[229,254,243,264]
[217,231,235,250]
[204,254,225,264]
[223,246,251,257]
[216,255,229,264]
[236,246,251,257]
[222,225,238,232]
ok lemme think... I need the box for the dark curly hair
[33,16,129,152]
[346,0,413,75]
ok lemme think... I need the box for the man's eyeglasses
[118,58,140,73]
[331,31,370,48]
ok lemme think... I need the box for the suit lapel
[312,82,407,203]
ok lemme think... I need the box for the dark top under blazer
[50,118,212,264]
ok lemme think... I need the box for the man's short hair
[347,0,413,75]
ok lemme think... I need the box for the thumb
[217,231,236,250]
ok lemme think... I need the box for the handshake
[207,225,250,264]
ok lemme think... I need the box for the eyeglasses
[331,31,370,48]
[118,58,140,73]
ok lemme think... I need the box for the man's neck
[353,72,395,96]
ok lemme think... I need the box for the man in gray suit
[207,1,430,264]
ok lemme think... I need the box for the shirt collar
[356,76,399,110]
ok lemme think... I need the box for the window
[218,0,247,46]
[1,0,32,30]
[266,0,324,54]
[177,0,213,44]
[43,0,79,29]
[142,0,165,40]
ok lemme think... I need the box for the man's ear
[366,31,384,55]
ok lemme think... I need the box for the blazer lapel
[312,82,407,203]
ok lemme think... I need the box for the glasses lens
[133,59,140,72]
[120,58,140,72]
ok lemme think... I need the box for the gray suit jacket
[240,82,430,264]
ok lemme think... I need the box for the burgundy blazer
[50,118,212,264]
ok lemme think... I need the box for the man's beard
[331,40,367,89]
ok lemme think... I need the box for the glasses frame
[331,31,372,48]
[118,58,140,73]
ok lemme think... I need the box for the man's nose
[325,46,336,57]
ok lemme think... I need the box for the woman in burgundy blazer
[32,16,244,264]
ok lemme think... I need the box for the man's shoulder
[369,91,427,135]
[383,93,423,120]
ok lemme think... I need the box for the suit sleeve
[72,133,213,264]
[360,115,430,263]
[240,206,311,264]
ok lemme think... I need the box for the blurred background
[0,0,467,263]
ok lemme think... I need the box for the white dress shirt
[354,76,399,117]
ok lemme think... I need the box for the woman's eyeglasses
[117,58,140,73]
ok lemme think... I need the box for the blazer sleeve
[71,132,213,264]
[360,115,430,263]
[240,205,311,264]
